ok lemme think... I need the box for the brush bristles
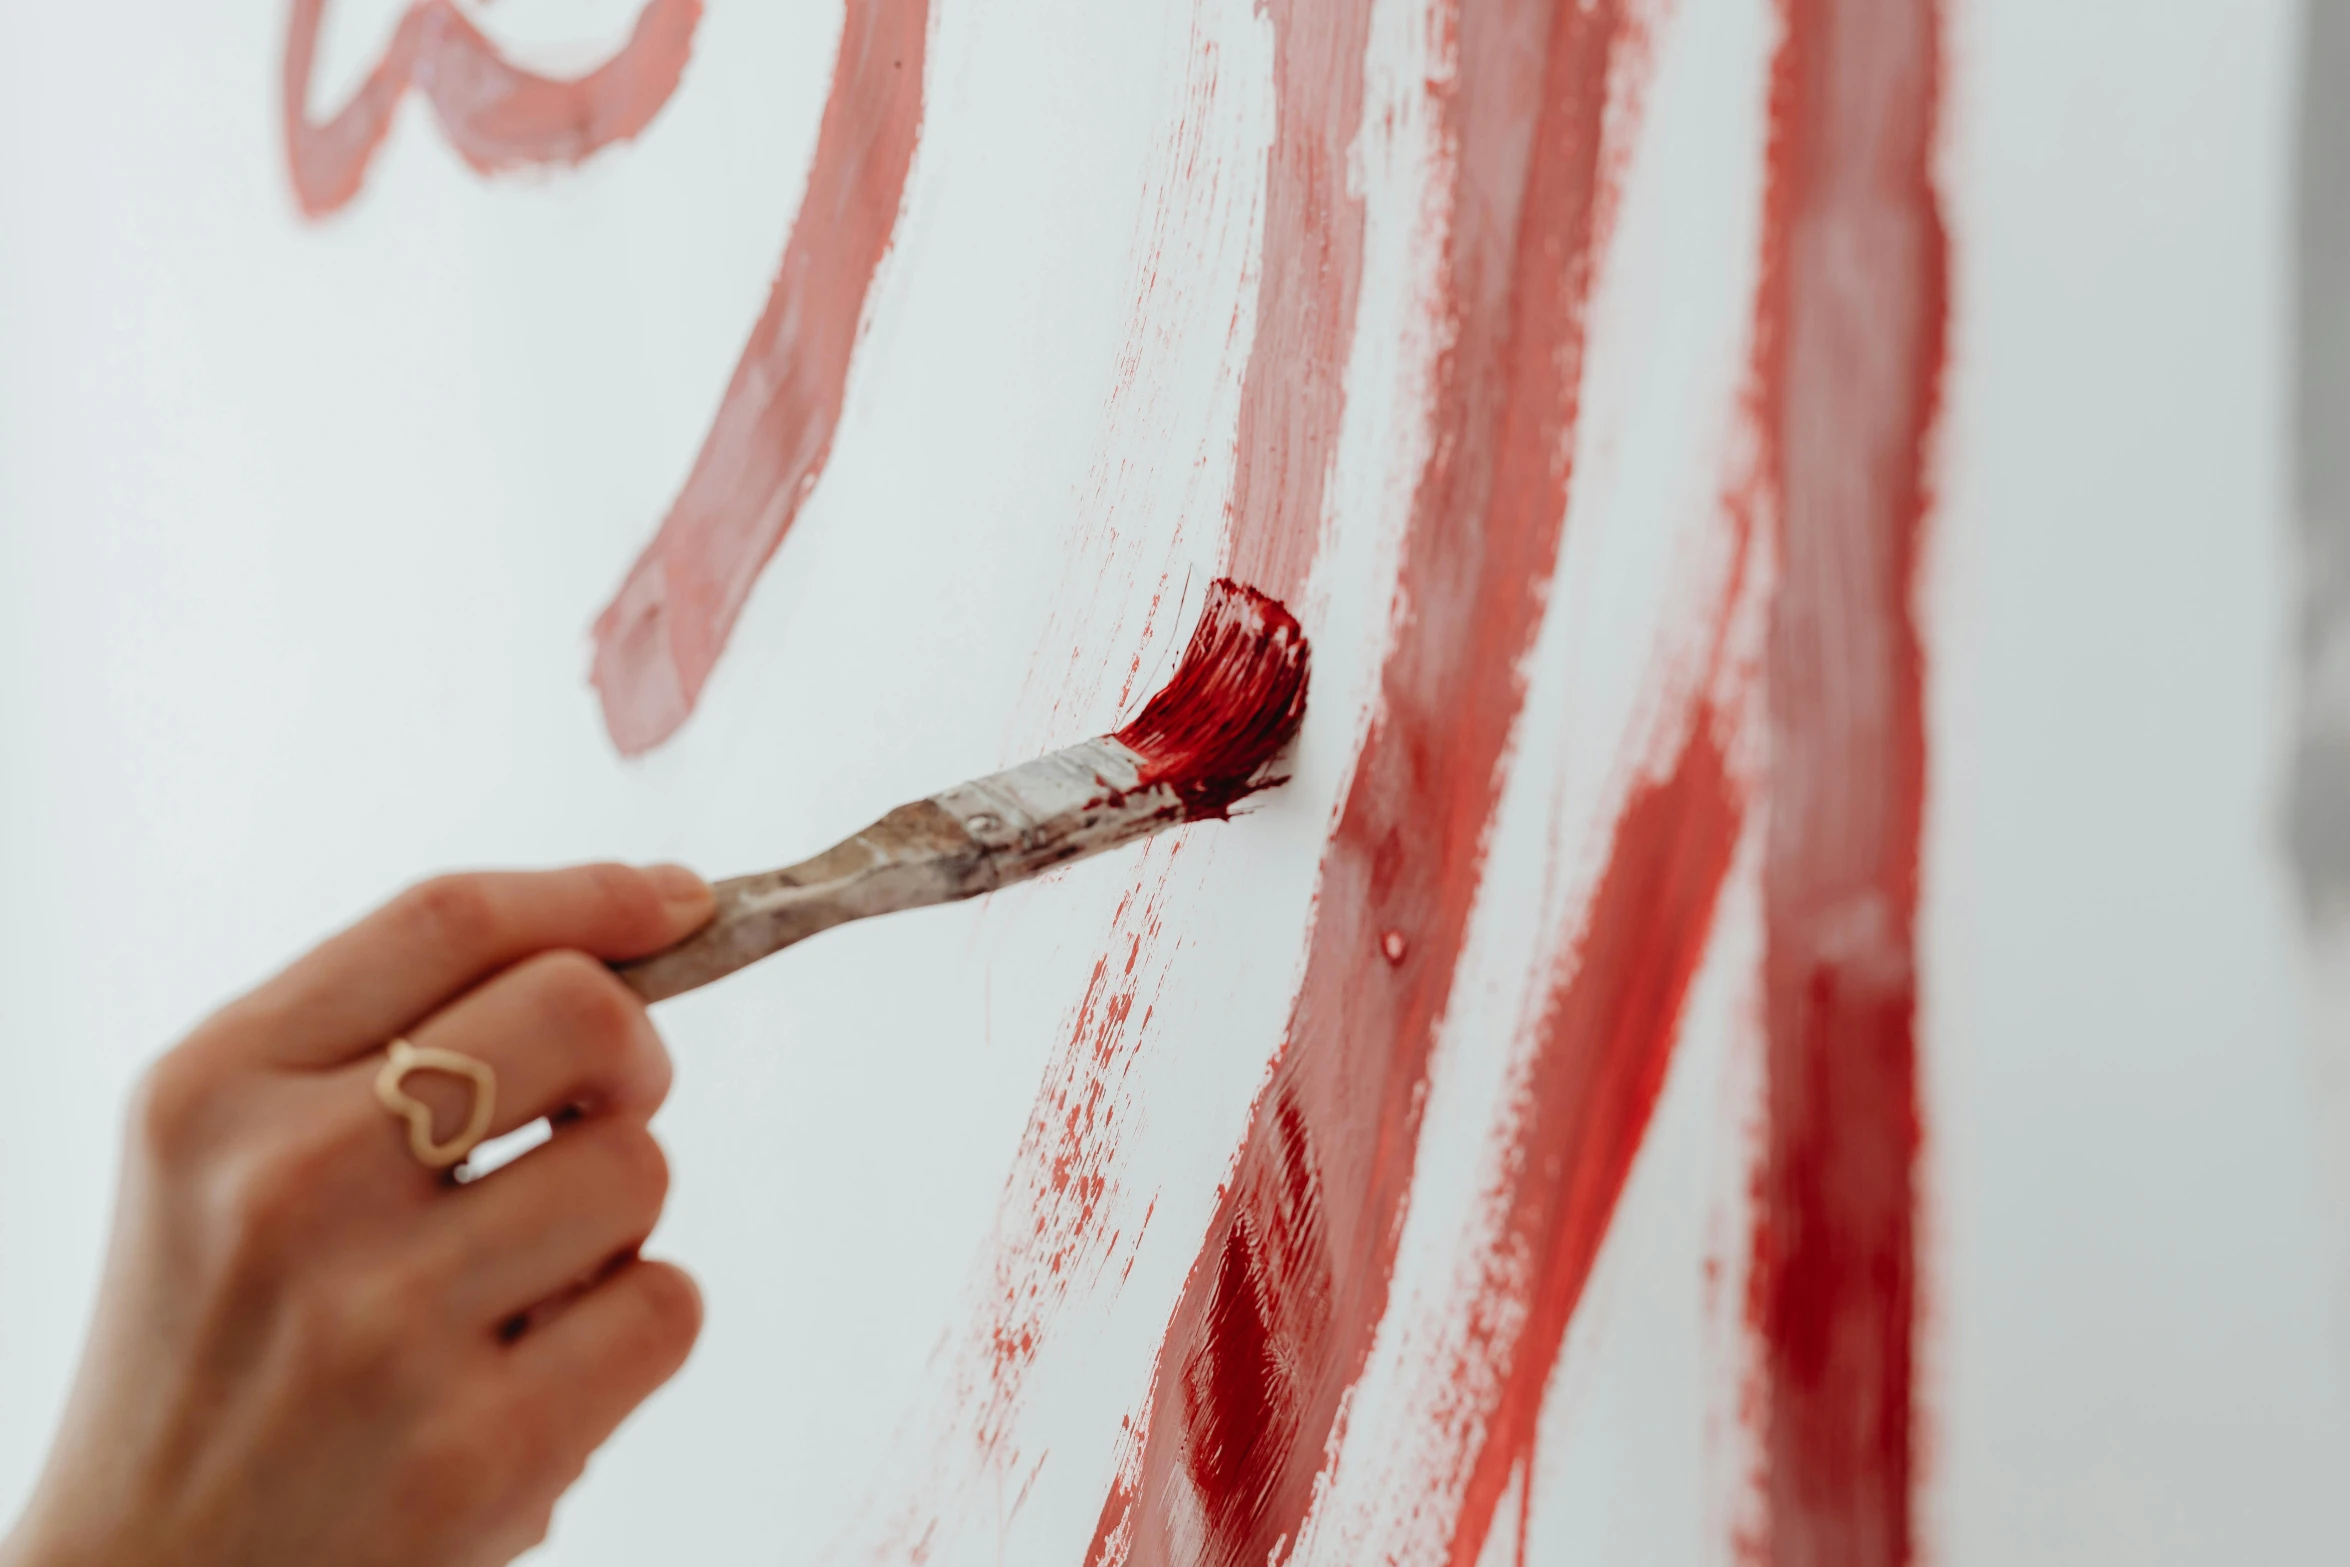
[1111,578,1310,819]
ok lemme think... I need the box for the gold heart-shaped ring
[373,1038,498,1171]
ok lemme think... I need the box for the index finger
[208,863,714,1068]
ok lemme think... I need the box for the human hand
[0,863,716,1567]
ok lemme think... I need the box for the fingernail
[646,862,711,920]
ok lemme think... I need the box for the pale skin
[0,862,717,1567]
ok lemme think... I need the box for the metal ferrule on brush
[616,738,1180,1003]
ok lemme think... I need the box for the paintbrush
[615,579,1310,1003]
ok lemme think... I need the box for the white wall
[2,2,2346,1563]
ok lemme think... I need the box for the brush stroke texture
[1220,0,1378,603]
[1380,467,1761,1566]
[859,8,1382,1541]
[592,0,930,754]
[1085,3,1635,1560]
[1443,707,1744,1566]
[282,0,702,218]
[1746,2,1945,1561]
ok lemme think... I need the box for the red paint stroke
[1400,390,1765,1564]
[1444,707,1745,1566]
[1114,579,1310,818]
[862,3,1384,1521]
[1219,0,1380,604]
[589,0,930,755]
[1746,1,1945,1562]
[1085,3,1637,1561]
[282,0,702,219]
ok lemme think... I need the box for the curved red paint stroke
[1085,2,1637,1560]
[282,0,702,220]
[1746,1,1944,1561]
[589,0,930,754]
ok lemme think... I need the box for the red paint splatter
[1085,2,1638,1560]
[1745,1,1944,1562]
[590,0,930,754]
[281,0,702,219]
[1114,579,1310,819]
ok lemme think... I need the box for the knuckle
[583,860,663,934]
[401,874,503,962]
[626,1264,703,1359]
[605,1129,671,1230]
[530,950,643,1049]
[128,1046,215,1165]
[298,1265,442,1395]
[213,1128,345,1267]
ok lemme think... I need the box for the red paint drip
[1113,579,1309,819]
[281,0,701,219]
[1747,2,1945,1562]
[1086,2,1636,1561]
[589,0,930,754]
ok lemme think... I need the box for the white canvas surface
[2,2,2346,1562]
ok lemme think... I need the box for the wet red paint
[282,0,702,219]
[850,8,1389,1538]
[590,0,931,754]
[1443,710,1744,1566]
[1218,0,1379,603]
[1085,2,1636,1560]
[1745,2,1944,1561]
[1114,579,1309,819]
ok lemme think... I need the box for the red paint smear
[282,0,701,219]
[1114,579,1310,819]
[1747,1,1945,1562]
[1086,2,1635,1561]
[863,5,1381,1525]
[1217,0,1379,604]
[1438,710,1747,1567]
[589,0,930,754]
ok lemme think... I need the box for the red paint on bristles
[1112,578,1310,820]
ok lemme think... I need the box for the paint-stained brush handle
[612,577,1311,1004]
[615,740,1190,1002]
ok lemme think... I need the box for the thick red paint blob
[590,0,930,754]
[1746,2,1945,1562]
[1086,3,1637,1561]
[281,0,701,219]
[1114,579,1309,819]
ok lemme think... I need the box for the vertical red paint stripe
[1219,0,1378,605]
[1748,1,1945,1562]
[282,0,703,219]
[1086,2,1634,1561]
[937,0,1382,1469]
[590,0,930,755]
[840,12,1384,1545]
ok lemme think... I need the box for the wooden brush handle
[612,802,980,1003]
[612,737,1192,1003]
